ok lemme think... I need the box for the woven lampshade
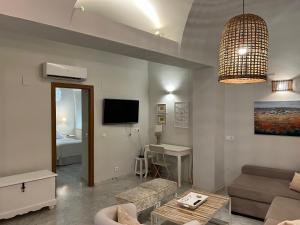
[218,13,269,84]
[272,80,293,92]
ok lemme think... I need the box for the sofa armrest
[242,165,295,180]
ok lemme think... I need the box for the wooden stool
[134,157,145,179]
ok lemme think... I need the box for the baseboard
[94,173,136,185]
[191,184,226,194]
[231,211,264,221]
[215,185,226,193]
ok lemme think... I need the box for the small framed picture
[174,102,189,128]
[157,104,167,114]
[157,115,166,125]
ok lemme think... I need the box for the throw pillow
[290,172,300,193]
[278,220,300,225]
[118,206,141,225]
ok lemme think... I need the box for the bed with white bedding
[56,137,83,166]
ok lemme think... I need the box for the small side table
[134,157,146,179]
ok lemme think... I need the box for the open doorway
[51,82,94,187]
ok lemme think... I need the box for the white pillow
[290,172,300,193]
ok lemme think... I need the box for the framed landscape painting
[254,101,300,136]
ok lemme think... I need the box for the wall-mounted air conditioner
[42,62,87,81]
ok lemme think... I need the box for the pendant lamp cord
[242,0,245,42]
[242,0,246,75]
[242,0,245,37]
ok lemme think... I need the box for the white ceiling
[74,0,194,42]
[180,0,300,78]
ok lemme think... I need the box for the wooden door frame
[51,82,94,187]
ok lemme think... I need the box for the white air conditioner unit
[42,62,87,81]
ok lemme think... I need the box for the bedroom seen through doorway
[51,83,94,188]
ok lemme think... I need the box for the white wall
[148,62,192,145]
[192,68,300,191]
[192,67,225,191]
[148,62,192,181]
[182,0,300,73]
[224,82,300,185]
[182,0,300,189]
[0,32,149,183]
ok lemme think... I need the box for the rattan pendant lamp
[218,0,269,84]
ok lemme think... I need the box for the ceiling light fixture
[134,0,161,29]
[218,0,269,84]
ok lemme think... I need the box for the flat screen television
[103,99,139,124]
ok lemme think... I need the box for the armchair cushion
[118,206,141,225]
[94,204,137,225]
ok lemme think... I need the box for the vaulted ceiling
[74,0,193,42]
[0,0,300,76]
[181,0,300,78]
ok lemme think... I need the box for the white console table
[0,170,57,219]
[144,144,192,187]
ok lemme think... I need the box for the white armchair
[94,203,137,225]
[94,203,201,225]
[184,221,201,225]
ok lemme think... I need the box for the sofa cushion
[228,174,300,204]
[231,196,270,219]
[242,165,295,181]
[278,220,300,225]
[264,219,281,225]
[266,197,300,221]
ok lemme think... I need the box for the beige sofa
[228,165,300,221]
[265,197,300,225]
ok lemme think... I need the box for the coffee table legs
[210,199,232,225]
[151,212,159,225]
[228,198,232,225]
[177,156,182,187]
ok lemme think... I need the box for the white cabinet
[0,170,57,219]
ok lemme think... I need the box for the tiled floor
[0,165,263,225]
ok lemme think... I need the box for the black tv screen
[103,99,139,124]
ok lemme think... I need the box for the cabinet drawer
[0,177,55,215]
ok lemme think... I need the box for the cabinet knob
[21,183,26,192]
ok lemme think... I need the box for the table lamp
[155,125,163,144]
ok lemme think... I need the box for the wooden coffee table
[151,189,231,225]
